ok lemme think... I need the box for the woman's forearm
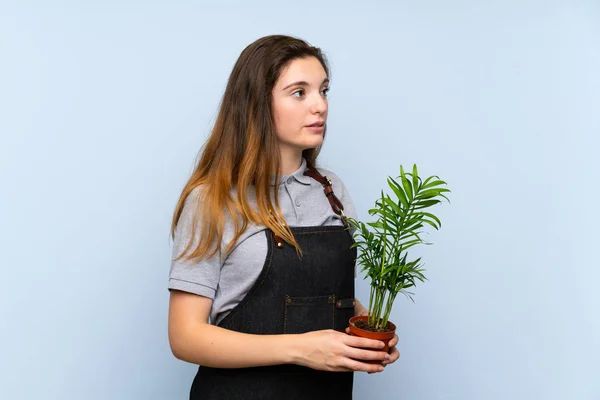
[170,298,373,368]
[170,321,304,368]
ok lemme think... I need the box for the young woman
[168,34,400,399]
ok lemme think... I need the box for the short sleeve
[168,187,222,299]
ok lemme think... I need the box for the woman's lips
[306,125,325,132]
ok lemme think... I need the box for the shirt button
[295,199,301,207]
[287,177,293,184]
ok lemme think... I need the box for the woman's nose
[311,94,328,114]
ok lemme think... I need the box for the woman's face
[271,56,329,155]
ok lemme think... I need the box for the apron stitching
[332,294,335,329]
[284,297,288,334]
[293,228,344,234]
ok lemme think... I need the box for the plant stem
[368,284,375,325]
[374,286,387,330]
[382,292,397,329]
[373,288,380,328]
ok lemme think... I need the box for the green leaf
[412,164,419,193]
[366,221,381,229]
[383,196,403,217]
[415,188,450,200]
[414,200,440,209]
[400,167,414,201]
[402,219,423,231]
[421,176,434,186]
[421,179,447,190]
[420,212,441,227]
[399,238,422,250]
[422,218,440,230]
[399,230,422,242]
[438,193,451,203]
[387,177,408,208]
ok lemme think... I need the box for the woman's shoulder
[314,165,358,221]
[180,184,263,240]
[186,185,206,203]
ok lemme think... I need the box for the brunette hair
[171,35,330,262]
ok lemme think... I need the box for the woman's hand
[348,299,400,371]
[343,327,400,372]
[382,333,400,367]
[293,329,390,373]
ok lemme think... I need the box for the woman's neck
[279,149,303,175]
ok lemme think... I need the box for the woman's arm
[168,290,390,372]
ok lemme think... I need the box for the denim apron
[190,168,357,400]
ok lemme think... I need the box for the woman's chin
[305,136,324,148]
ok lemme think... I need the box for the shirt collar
[272,157,313,186]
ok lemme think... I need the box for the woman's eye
[291,87,330,98]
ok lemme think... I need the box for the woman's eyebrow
[281,78,330,91]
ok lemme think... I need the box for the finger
[345,327,350,334]
[345,347,390,362]
[388,334,399,348]
[344,336,385,350]
[382,348,400,365]
[344,358,385,374]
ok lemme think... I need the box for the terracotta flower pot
[348,315,396,354]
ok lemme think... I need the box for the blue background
[1,1,598,399]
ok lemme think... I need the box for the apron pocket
[284,294,335,334]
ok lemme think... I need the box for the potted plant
[346,164,450,353]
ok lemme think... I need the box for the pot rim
[349,315,396,338]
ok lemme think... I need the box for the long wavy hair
[171,35,330,263]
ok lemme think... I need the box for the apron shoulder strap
[303,163,347,225]
[273,162,349,249]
